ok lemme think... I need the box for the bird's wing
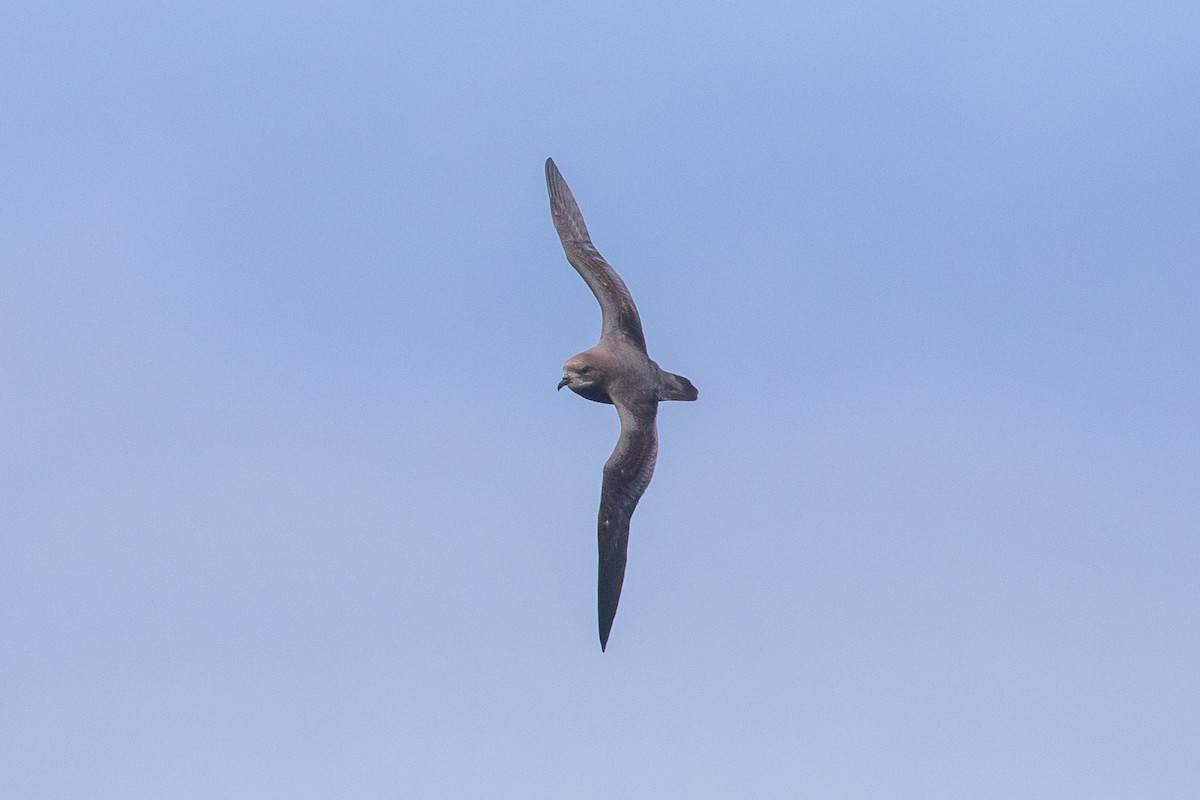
[545,158,647,352]
[596,398,659,650]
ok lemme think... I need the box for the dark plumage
[545,158,697,651]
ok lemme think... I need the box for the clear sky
[3,2,1198,797]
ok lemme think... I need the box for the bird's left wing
[545,158,648,352]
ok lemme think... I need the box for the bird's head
[557,356,597,393]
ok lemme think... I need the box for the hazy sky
[3,2,1198,797]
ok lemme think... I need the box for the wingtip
[544,157,564,193]
[545,158,592,244]
[599,612,616,652]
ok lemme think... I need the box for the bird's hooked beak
[557,376,569,391]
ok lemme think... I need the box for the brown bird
[545,158,698,651]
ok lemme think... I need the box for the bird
[544,157,698,651]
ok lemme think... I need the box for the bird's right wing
[545,158,647,352]
[596,398,659,651]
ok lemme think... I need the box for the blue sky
[3,2,1198,797]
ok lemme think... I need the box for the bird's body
[545,158,697,651]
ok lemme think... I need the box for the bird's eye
[578,365,591,374]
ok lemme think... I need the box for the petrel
[545,158,698,651]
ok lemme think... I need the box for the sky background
[3,2,1199,797]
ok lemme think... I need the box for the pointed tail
[657,371,698,402]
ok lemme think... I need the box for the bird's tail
[657,371,698,402]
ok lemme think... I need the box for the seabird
[545,158,698,651]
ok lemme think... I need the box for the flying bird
[545,158,698,651]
